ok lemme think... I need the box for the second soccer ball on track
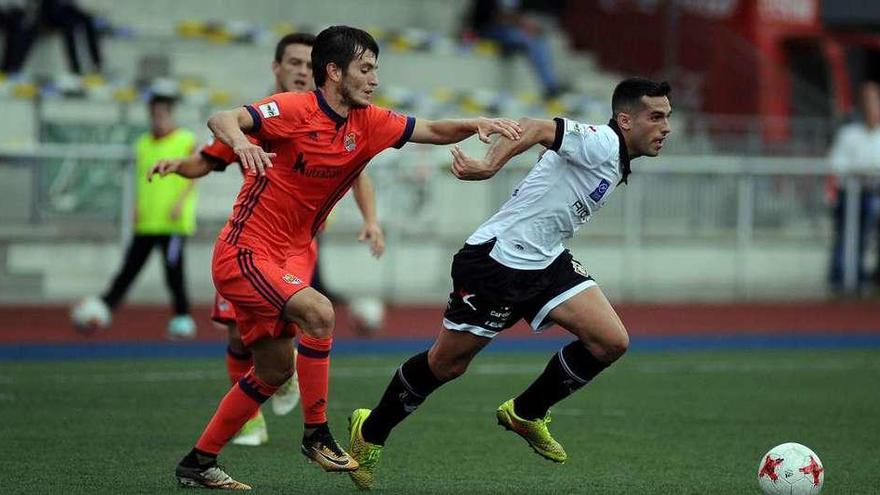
[348,297,385,336]
[70,296,111,333]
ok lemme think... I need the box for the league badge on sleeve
[589,178,611,202]
[567,120,597,135]
[259,101,280,119]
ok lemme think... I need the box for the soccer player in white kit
[346,78,672,490]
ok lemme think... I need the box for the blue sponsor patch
[589,178,611,202]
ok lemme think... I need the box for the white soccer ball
[348,297,385,335]
[70,296,111,333]
[758,442,824,495]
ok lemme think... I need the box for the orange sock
[296,335,332,426]
[225,346,253,385]
[195,370,278,454]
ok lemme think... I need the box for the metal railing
[0,144,870,300]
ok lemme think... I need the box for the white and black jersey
[467,118,631,270]
[443,118,631,338]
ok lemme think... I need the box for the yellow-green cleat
[496,399,567,463]
[347,409,384,490]
[231,410,268,447]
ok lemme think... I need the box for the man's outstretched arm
[451,117,558,181]
[147,154,214,182]
[409,117,522,145]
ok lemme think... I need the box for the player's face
[630,96,672,157]
[340,50,379,109]
[273,43,314,93]
[149,102,174,134]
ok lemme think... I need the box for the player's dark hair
[611,78,671,117]
[312,25,380,87]
[274,32,316,63]
[148,94,177,110]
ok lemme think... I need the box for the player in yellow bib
[74,94,199,339]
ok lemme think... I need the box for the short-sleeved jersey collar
[608,118,631,184]
[314,89,347,127]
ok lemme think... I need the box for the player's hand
[358,222,385,258]
[450,144,494,181]
[234,142,276,176]
[147,158,184,182]
[475,117,522,143]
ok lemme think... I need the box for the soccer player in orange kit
[149,32,385,448]
[173,25,522,489]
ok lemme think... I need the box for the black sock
[179,448,217,468]
[361,351,445,445]
[513,341,609,420]
[303,421,328,438]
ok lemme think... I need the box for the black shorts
[442,239,596,338]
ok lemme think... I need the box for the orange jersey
[218,90,414,263]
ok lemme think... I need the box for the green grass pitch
[1,349,878,494]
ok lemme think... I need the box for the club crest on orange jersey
[282,274,302,285]
[344,132,357,152]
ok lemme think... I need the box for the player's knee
[594,325,629,362]
[291,298,335,339]
[582,322,629,363]
[430,355,471,382]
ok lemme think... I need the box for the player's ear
[617,112,632,131]
[327,62,343,83]
[271,60,280,76]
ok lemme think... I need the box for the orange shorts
[212,239,318,346]
[210,293,236,325]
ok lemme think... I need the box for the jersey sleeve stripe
[550,117,564,152]
[245,105,262,133]
[392,116,416,149]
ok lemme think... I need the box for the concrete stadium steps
[81,0,471,36]
[25,33,604,99]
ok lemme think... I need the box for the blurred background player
[148,32,387,447]
[347,78,671,490]
[173,25,521,489]
[71,93,198,340]
[827,80,880,293]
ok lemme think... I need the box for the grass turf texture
[1,350,878,494]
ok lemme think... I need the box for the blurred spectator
[39,0,103,75]
[90,94,198,339]
[0,0,38,74]
[465,0,565,99]
[827,81,880,291]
